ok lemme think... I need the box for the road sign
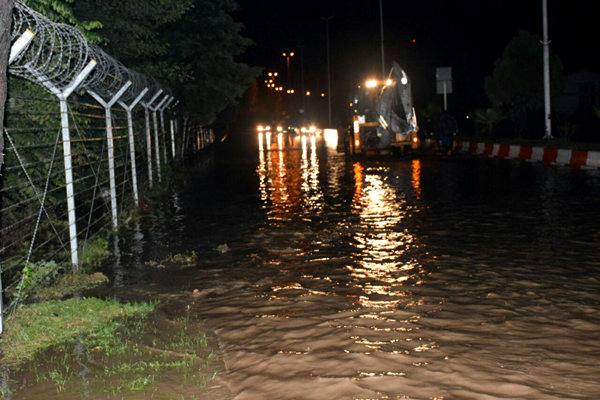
[436,67,452,94]
[436,67,452,111]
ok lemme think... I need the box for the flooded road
[120,132,600,399]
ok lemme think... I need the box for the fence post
[159,97,174,163]
[170,119,176,159]
[38,60,98,271]
[152,95,169,181]
[141,90,162,188]
[181,117,188,158]
[119,87,148,206]
[88,80,132,230]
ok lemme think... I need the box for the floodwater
[11,131,600,399]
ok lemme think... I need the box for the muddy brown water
[9,133,600,399]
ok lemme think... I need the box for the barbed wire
[9,1,162,99]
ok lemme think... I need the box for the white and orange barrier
[454,140,600,169]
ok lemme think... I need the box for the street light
[306,91,311,96]
[542,0,552,139]
[321,16,334,127]
[283,51,295,85]
[379,0,385,79]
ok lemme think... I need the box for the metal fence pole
[181,117,188,158]
[88,80,132,230]
[170,119,176,159]
[42,60,97,270]
[152,95,169,181]
[159,97,174,163]
[141,90,162,188]
[119,87,148,206]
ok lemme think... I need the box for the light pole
[379,0,386,79]
[542,0,552,139]
[282,51,295,86]
[322,16,333,127]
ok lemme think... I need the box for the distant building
[555,71,600,115]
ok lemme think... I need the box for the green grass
[33,272,109,301]
[79,237,110,270]
[0,298,155,367]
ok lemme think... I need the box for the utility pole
[322,16,333,127]
[379,0,386,79]
[542,0,552,139]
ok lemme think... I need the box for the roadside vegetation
[0,300,222,399]
[0,241,226,399]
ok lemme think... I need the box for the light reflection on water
[66,133,600,400]
[182,133,600,399]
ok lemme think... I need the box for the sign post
[436,67,452,111]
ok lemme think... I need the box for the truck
[349,62,419,156]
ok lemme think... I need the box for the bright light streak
[301,127,307,133]
[265,131,271,148]
[385,79,394,86]
[355,139,360,148]
[324,128,338,150]
[277,126,283,132]
[265,125,271,131]
[309,125,317,133]
[353,120,360,134]
[257,125,264,132]
[365,79,378,88]
[412,136,419,143]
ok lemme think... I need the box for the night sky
[236,0,596,121]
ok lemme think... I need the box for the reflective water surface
[22,132,600,399]
[118,132,599,400]
[141,132,600,399]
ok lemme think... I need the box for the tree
[1,0,14,175]
[73,0,193,68]
[74,0,258,125]
[485,30,563,136]
[473,108,505,137]
[166,0,260,124]
[22,0,103,42]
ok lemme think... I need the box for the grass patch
[0,298,155,367]
[15,308,220,398]
[79,237,110,270]
[33,272,109,301]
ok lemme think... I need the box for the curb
[454,140,600,169]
